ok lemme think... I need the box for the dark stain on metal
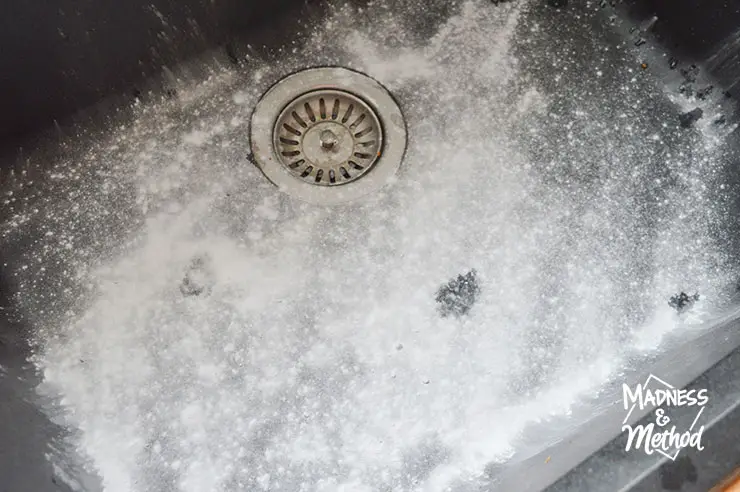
[668,292,700,313]
[436,270,481,318]
[659,455,698,490]
[679,108,704,128]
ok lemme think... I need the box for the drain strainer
[250,67,407,204]
[274,89,383,186]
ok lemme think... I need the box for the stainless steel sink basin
[2,1,740,491]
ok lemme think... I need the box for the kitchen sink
[1,1,739,491]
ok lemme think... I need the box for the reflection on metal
[250,67,406,204]
[711,467,740,492]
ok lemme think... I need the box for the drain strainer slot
[251,67,407,204]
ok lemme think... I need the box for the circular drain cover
[250,67,407,204]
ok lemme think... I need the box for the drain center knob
[320,130,339,150]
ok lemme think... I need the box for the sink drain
[274,89,383,186]
[250,67,407,204]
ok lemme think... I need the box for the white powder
[2,1,734,491]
